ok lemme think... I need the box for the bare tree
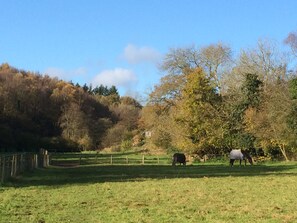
[237,39,288,90]
[285,31,297,57]
[161,45,200,75]
[199,42,233,89]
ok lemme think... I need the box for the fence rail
[50,154,172,166]
[0,153,50,184]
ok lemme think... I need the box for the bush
[121,140,132,151]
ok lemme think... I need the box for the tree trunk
[279,144,289,162]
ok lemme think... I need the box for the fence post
[48,154,51,166]
[20,154,23,173]
[1,156,5,183]
[10,155,13,177]
[35,154,39,168]
[110,155,113,165]
[42,154,45,167]
[46,154,50,167]
[126,156,128,164]
[11,155,15,177]
[14,154,18,176]
[16,154,19,175]
[31,154,34,170]
[157,156,160,165]
[142,155,144,165]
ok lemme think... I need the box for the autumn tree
[153,43,232,110]
[143,43,232,153]
[101,96,142,150]
[244,79,295,161]
[173,68,222,154]
[140,103,177,152]
[287,77,297,149]
[221,73,262,150]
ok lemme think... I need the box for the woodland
[0,63,142,153]
[1,31,297,161]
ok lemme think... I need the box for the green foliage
[289,77,297,99]
[152,130,172,150]
[221,73,262,150]
[241,73,263,108]
[287,105,297,134]
[121,139,132,151]
[92,84,119,97]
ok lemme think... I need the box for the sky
[1,0,297,100]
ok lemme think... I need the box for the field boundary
[50,153,173,166]
[0,153,50,183]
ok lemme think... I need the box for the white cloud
[92,68,137,88]
[123,44,161,64]
[44,67,87,81]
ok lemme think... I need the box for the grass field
[1,161,297,223]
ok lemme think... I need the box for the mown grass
[1,162,297,223]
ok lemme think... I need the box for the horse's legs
[230,159,235,166]
[239,159,242,166]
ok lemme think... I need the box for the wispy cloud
[92,68,137,88]
[123,44,161,64]
[44,67,87,81]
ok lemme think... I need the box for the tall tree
[199,42,232,90]
[237,39,288,90]
[173,68,222,153]
[221,73,262,150]
[244,80,293,161]
[101,96,142,149]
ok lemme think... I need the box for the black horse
[172,153,186,166]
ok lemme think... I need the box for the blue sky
[1,0,297,99]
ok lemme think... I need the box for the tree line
[0,63,142,152]
[141,32,297,161]
[1,30,297,160]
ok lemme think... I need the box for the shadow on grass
[3,162,297,188]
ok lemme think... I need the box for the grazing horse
[172,153,186,166]
[229,149,253,166]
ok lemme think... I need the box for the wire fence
[0,153,50,184]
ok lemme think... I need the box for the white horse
[229,149,253,166]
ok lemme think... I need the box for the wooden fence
[49,153,232,166]
[50,153,172,166]
[0,153,50,184]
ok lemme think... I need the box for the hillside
[0,63,142,152]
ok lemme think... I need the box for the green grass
[50,152,172,166]
[1,162,297,223]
